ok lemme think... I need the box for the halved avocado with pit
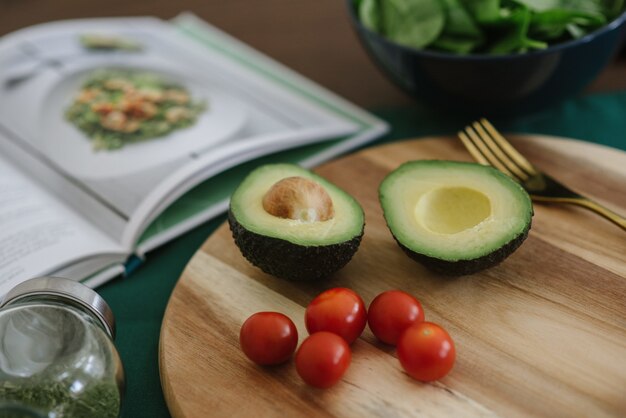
[229,164,364,281]
[379,160,533,275]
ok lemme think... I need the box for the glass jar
[0,277,124,418]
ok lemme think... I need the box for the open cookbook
[0,13,388,296]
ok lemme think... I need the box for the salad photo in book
[0,14,388,296]
[41,58,246,180]
[65,68,208,151]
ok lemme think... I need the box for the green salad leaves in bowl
[348,0,626,114]
[357,0,624,54]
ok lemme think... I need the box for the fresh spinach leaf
[432,0,485,52]
[566,21,588,35]
[359,0,382,32]
[381,0,446,48]
[489,5,547,53]
[530,8,605,39]
[461,0,502,22]
[514,0,603,14]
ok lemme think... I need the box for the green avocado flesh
[229,164,364,281]
[379,160,533,275]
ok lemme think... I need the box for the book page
[0,155,125,296]
[0,17,360,248]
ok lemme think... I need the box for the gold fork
[458,118,626,231]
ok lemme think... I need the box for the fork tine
[479,119,538,176]
[457,131,489,166]
[471,121,530,181]
[461,125,518,179]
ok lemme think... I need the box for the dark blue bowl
[347,1,626,116]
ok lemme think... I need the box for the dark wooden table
[1,0,625,109]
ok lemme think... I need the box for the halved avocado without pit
[229,164,365,281]
[379,160,533,275]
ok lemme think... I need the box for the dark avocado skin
[228,209,364,281]
[393,219,531,276]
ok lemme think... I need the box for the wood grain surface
[159,136,626,418]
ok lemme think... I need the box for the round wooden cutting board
[159,136,626,418]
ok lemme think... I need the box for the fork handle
[533,196,626,231]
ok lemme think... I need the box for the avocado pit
[262,176,334,223]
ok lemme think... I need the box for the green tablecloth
[98,90,626,418]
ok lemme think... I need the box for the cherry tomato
[368,290,425,345]
[305,288,367,344]
[295,332,351,388]
[397,322,455,382]
[239,312,298,366]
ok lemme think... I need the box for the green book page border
[137,17,383,245]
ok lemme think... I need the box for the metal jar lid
[0,277,116,338]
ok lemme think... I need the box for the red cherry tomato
[397,322,456,382]
[295,332,351,388]
[239,312,298,366]
[368,290,425,345]
[305,288,367,344]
